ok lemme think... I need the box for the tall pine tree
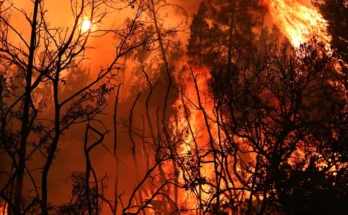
[313,0,347,63]
[187,2,221,67]
[187,0,259,69]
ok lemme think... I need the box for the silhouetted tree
[207,40,347,214]
[187,0,259,69]
[0,0,152,214]
[187,2,220,66]
[56,171,108,215]
[313,0,348,63]
[163,38,347,214]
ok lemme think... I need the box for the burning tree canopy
[0,0,347,215]
[175,40,347,214]
[263,0,332,48]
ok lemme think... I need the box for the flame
[0,201,7,215]
[264,0,331,48]
[168,1,337,213]
[163,1,346,214]
[171,67,250,212]
[171,67,215,209]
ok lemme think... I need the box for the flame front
[169,2,336,212]
[171,67,253,213]
[171,67,216,209]
[264,0,331,48]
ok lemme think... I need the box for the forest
[0,0,347,214]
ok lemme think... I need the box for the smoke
[170,0,202,13]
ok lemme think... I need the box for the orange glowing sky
[4,0,331,72]
[3,0,198,78]
[1,0,199,210]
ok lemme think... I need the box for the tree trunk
[41,58,61,215]
[14,0,40,213]
[149,0,179,207]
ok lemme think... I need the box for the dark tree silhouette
[206,40,348,214]
[0,0,153,214]
[187,0,259,69]
[55,171,108,215]
[313,0,348,63]
[187,2,220,67]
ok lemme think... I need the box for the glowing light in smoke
[81,19,91,32]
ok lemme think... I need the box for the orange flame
[171,67,250,212]
[264,0,331,48]
[0,201,8,215]
[168,1,336,212]
[171,67,216,209]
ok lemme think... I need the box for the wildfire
[169,2,337,211]
[171,67,215,208]
[263,0,331,48]
[171,67,251,212]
